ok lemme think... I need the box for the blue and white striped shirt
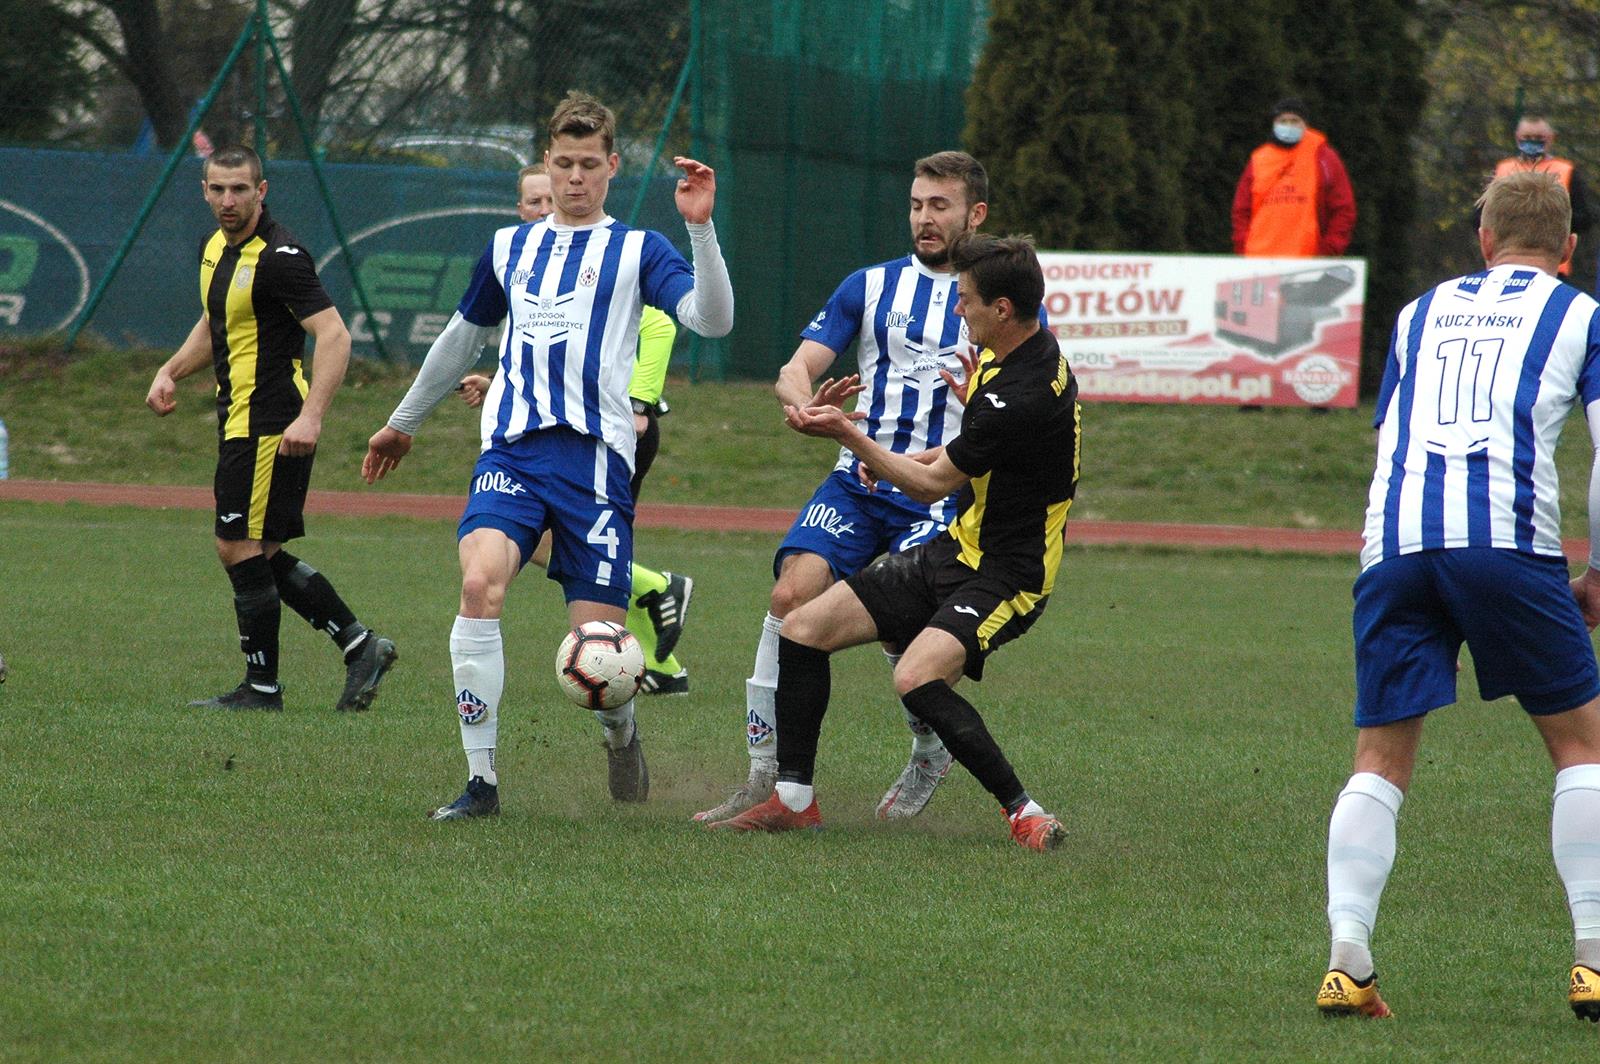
[802,255,972,520]
[1361,264,1600,570]
[456,216,695,471]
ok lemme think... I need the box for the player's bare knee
[458,570,505,618]
[780,601,830,649]
[770,575,818,619]
[892,662,935,698]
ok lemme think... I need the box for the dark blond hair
[914,151,988,210]
[1477,171,1571,258]
[548,91,615,153]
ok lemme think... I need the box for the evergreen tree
[965,0,1134,250]
[1285,0,1428,389]
[0,2,94,143]
[1101,0,1197,251]
[1181,0,1294,252]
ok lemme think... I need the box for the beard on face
[912,221,967,268]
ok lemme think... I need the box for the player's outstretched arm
[785,403,967,504]
[669,156,734,339]
[365,310,496,484]
[146,315,212,416]
[774,340,842,409]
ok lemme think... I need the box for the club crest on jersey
[578,266,598,287]
[746,709,773,746]
[457,689,488,724]
[233,265,253,289]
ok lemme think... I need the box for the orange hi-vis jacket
[1493,156,1577,274]
[1231,127,1357,257]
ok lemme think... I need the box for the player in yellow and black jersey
[708,233,1076,851]
[146,144,396,713]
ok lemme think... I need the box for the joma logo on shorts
[801,503,856,539]
[473,471,527,497]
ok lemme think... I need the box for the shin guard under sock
[900,680,1024,809]
[774,636,830,786]
[268,550,364,654]
[226,554,281,688]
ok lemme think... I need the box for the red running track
[3,478,1591,559]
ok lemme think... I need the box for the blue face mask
[1273,122,1304,146]
[1518,138,1548,158]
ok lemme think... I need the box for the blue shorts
[457,427,635,609]
[1352,548,1600,726]
[775,469,952,580]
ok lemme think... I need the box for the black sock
[900,680,1026,811]
[226,555,280,688]
[774,636,831,786]
[268,550,365,657]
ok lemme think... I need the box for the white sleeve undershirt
[1585,397,1600,569]
[673,220,733,338]
[385,312,496,436]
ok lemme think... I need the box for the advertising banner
[0,147,681,363]
[1039,251,1367,407]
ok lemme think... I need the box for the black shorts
[846,535,1048,681]
[213,435,313,542]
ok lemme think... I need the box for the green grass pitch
[2,501,1595,1060]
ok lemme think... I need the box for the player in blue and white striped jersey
[362,92,733,820]
[1317,172,1600,1021]
[695,151,1003,824]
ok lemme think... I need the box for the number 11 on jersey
[1434,337,1503,426]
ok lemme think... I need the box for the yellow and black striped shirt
[198,208,332,438]
[944,327,1080,595]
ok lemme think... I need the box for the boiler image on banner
[1214,265,1355,356]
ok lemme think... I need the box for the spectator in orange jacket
[1486,115,1592,282]
[1232,98,1357,257]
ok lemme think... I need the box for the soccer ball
[556,621,646,711]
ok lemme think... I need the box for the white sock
[745,612,782,765]
[1326,771,1403,978]
[450,615,503,785]
[466,748,495,783]
[776,780,813,812]
[1554,764,1600,963]
[594,699,636,749]
[1013,798,1045,819]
